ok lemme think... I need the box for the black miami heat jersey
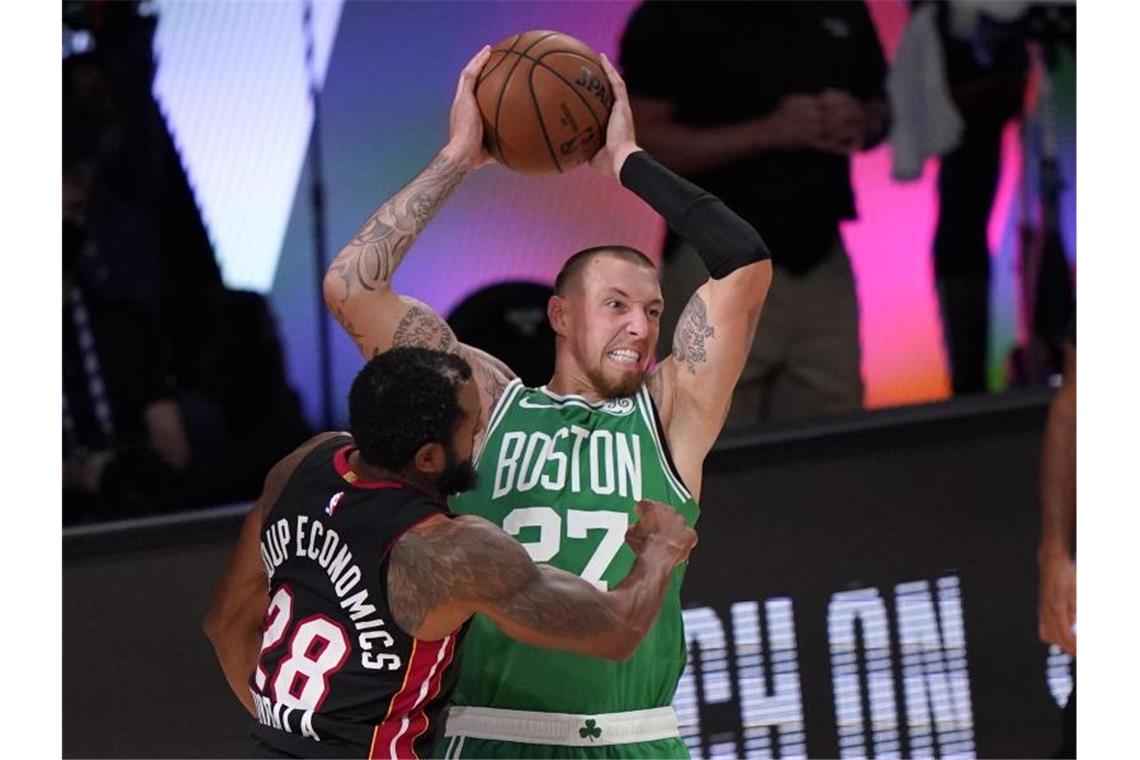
[250,434,464,759]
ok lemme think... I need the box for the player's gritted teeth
[606,348,641,366]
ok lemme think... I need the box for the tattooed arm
[387,501,696,660]
[322,47,515,422]
[649,262,772,500]
[322,148,470,357]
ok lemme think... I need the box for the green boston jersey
[449,379,700,714]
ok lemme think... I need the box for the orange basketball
[475,30,614,174]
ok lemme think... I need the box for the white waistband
[444,705,680,747]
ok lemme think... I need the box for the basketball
[475,30,614,174]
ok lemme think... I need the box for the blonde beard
[586,364,644,399]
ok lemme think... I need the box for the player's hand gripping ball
[475,30,614,174]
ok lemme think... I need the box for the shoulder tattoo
[387,517,532,635]
[673,292,715,375]
[392,305,458,352]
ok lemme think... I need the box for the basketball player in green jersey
[324,48,772,758]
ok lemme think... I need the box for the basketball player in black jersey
[205,347,696,759]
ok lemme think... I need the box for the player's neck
[546,369,606,403]
[347,450,442,502]
[548,343,605,401]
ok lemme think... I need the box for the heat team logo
[326,491,344,517]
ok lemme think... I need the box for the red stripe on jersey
[369,635,454,759]
[333,445,407,490]
[368,640,417,760]
[401,633,459,756]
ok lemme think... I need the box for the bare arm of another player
[203,433,343,715]
[593,55,772,498]
[1038,342,1076,655]
[321,46,515,413]
[387,500,696,660]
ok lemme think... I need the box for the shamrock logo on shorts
[579,718,602,741]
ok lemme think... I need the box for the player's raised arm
[323,46,516,415]
[653,251,770,468]
[593,54,772,494]
[203,432,343,715]
[387,500,696,661]
[323,46,491,358]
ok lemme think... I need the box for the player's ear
[412,441,447,477]
[548,294,569,337]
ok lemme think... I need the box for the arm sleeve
[620,151,769,278]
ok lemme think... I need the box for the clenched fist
[626,499,697,566]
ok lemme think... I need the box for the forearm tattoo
[326,152,469,316]
[673,293,715,374]
[387,517,616,637]
[498,566,619,637]
[392,305,458,353]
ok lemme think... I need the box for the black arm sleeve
[620,151,770,279]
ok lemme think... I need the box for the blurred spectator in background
[62,54,163,308]
[620,0,888,428]
[63,3,222,311]
[929,1,1029,396]
[63,163,194,522]
[63,1,311,523]
[62,234,312,523]
[890,1,1075,395]
[171,288,314,513]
